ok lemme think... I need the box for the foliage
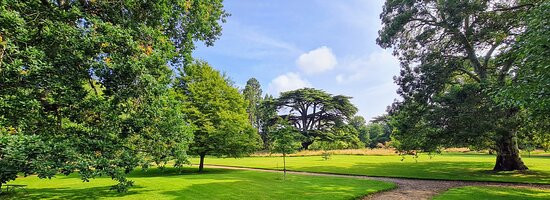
[270,119,302,156]
[349,116,370,146]
[242,78,263,129]
[272,88,358,149]
[366,123,392,148]
[0,0,225,191]
[175,61,260,172]
[257,94,278,149]
[309,140,363,151]
[498,1,550,151]
[0,134,56,190]
[242,78,278,150]
[270,119,302,178]
[308,141,349,160]
[348,116,391,148]
[377,0,546,170]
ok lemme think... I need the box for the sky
[192,0,401,121]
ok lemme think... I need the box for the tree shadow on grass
[126,167,234,178]
[4,168,232,199]
[51,166,234,180]
[161,180,251,200]
[1,185,149,200]
[293,161,550,184]
[160,174,391,200]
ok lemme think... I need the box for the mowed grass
[194,153,550,184]
[3,167,395,200]
[433,186,550,200]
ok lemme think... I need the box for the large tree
[378,0,547,170]
[273,88,358,149]
[242,78,263,129]
[498,1,550,151]
[242,79,279,150]
[176,61,260,172]
[257,94,278,149]
[0,0,227,191]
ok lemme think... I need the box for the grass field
[433,186,550,200]
[3,167,394,200]
[193,153,550,184]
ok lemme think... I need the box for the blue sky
[192,0,400,121]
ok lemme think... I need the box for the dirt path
[205,165,549,200]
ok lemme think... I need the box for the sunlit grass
[433,186,550,200]
[3,167,394,200]
[194,153,550,184]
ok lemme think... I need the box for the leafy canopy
[0,0,226,191]
[273,88,358,149]
[176,61,260,171]
[270,119,302,156]
[378,0,546,170]
[243,78,263,129]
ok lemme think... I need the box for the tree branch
[457,68,481,82]
[436,7,485,80]
[455,31,485,80]
[490,4,534,12]
[483,42,501,69]
[88,78,99,96]
[0,45,4,69]
[498,57,514,84]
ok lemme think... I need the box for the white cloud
[296,46,337,74]
[268,72,312,95]
[335,50,399,84]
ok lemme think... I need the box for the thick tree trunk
[493,130,528,171]
[198,154,205,172]
[301,141,313,150]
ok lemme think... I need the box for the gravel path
[205,165,550,200]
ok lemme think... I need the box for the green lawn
[193,154,550,184]
[433,186,550,200]
[3,167,394,200]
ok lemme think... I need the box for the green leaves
[0,0,226,191]
[270,119,302,155]
[272,88,358,149]
[176,61,260,160]
[378,0,545,170]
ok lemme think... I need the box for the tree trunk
[260,131,270,150]
[198,154,205,172]
[301,141,312,150]
[493,130,528,171]
[283,153,286,180]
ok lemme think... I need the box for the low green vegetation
[195,154,550,184]
[433,186,550,200]
[3,167,394,200]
